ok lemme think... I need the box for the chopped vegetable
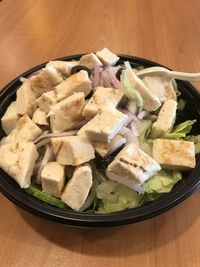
[172,79,181,96]
[177,99,186,111]
[121,70,143,109]
[96,180,142,213]
[186,135,200,154]
[144,170,182,194]
[25,185,68,209]
[136,119,152,155]
[163,120,196,140]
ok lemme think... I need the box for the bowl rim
[0,54,200,228]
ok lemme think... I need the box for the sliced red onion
[137,111,147,120]
[106,170,145,194]
[120,127,139,144]
[35,130,78,144]
[27,70,41,78]
[124,61,132,70]
[120,109,138,124]
[131,121,139,137]
[34,130,50,143]
[99,71,104,87]
[36,138,51,148]
[36,143,53,184]
[19,77,28,83]
[101,70,112,87]
[105,67,122,90]
[93,66,101,88]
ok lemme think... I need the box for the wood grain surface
[0,0,200,266]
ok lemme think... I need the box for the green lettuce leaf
[163,120,196,140]
[136,119,153,156]
[96,181,142,213]
[177,99,186,111]
[141,192,163,203]
[172,79,181,96]
[25,185,68,209]
[144,170,182,194]
[121,70,143,109]
[186,135,200,154]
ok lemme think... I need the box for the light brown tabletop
[0,0,200,266]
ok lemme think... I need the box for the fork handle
[170,71,200,82]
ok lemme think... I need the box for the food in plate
[0,48,200,214]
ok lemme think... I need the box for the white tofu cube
[55,70,92,101]
[125,69,161,111]
[152,139,196,170]
[143,76,176,102]
[61,164,93,211]
[83,108,128,142]
[41,161,65,197]
[107,143,161,184]
[0,142,38,188]
[16,81,37,117]
[79,53,103,69]
[1,101,21,135]
[49,93,85,133]
[82,87,124,119]
[96,48,119,66]
[30,66,63,97]
[36,91,57,114]
[51,135,95,166]
[46,60,79,76]
[3,114,42,144]
[32,108,49,126]
[92,134,126,157]
[151,99,177,138]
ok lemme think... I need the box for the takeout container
[0,54,200,227]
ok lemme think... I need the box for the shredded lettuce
[172,79,181,96]
[121,70,143,109]
[136,119,152,155]
[136,65,144,71]
[177,99,186,111]
[163,120,196,140]
[144,170,182,194]
[96,181,142,213]
[96,170,182,213]
[142,192,162,203]
[186,135,200,154]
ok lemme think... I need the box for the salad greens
[144,170,182,194]
[1,48,199,214]
[94,169,182,214]
[136,119,152,156]
[96,181,142,213]
[177,99,186,111]
[163,120,196,140]
[186,135,200,154]
[121,70,143,109]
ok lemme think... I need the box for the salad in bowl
[0,48,199,215]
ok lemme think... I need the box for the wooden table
[0,0,200,266]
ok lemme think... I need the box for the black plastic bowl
[0,54,200,228]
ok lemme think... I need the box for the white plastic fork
[136,66,200,82]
